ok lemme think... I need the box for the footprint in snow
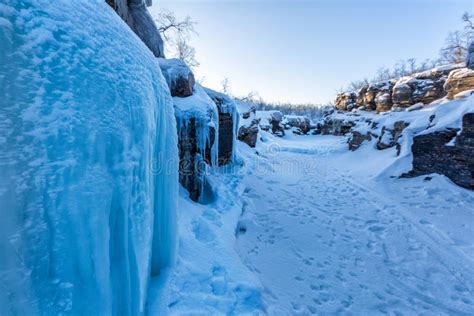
[368,226,386,233]
[211,265,227,296]
[192,219,216,244]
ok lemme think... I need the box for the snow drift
[0,0,178,314]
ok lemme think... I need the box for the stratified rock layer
[404,113,474,190]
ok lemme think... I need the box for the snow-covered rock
[236,101,260,148]
[174,84,218,202]
[159,58,195,97]
[376,121,409,154]
[336,64,465,112]
[257,110,285,137]
[205,88,239,164]
[335,91,356,111]
[321,92,474,189]
[444,68,474,99]
[404,112,474,189]
[0,1,178,314]
[284,115,312,135]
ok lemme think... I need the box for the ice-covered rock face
[204,88,239,164]
[107,0,165,57]
[159,58,196,97]
[0,1,178,314]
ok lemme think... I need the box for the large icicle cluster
[204,87,239,164]
[173,84,220,202]
[158,58,239,202]
[0,0,178,314]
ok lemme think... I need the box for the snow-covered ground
[237,132,474,315]
[147,166,265,315]
[149,125,474,315]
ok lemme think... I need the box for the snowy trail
[237,136,474,315]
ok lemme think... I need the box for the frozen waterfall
[0,0,178,314]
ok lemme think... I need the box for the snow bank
[0,1,178,314]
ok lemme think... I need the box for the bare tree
[374,66,392,82]
[220,78,231,94]
[440,31,469,63]
[169,35,200,69]
[236,91,262,103]
[439,12,474,64]
[407,58,417,74]
[347,79,369,91]
[154,9,199,69]
[155,9,197,42]
[462,12,474,32]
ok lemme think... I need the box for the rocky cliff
[334,64,473,112]
[323,93,474,190]
[159,59,238,202]
[403,113,474,190]
[107,0,165,57]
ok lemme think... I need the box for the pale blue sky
[151,0,473,104]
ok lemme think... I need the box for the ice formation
[204,87,240,164]
[0,0,178,314]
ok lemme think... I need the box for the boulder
[238,120,259,148]
[335,92,356,111]
[318,118,355,136]
[392,82,413,106]
[444,68,474,99]
[373,81,395,112]
[270,111,285,137]
[393,72,447,107]
[284,115,312,135]
[159,58,195,97]
[348,131,372,151]
[376,121,409,155]
[236,102,260,148]
[411,78,446,104]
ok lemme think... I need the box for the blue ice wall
[0,0,178,314]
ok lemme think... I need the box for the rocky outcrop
[374,81,395,112]
[444,68,474,99]
[237,104,259,148]
[335,92,356,111]
[316,117,355,136]
[467,42,474,70]
[403,113,474,190]
[393,77,445,106]
[205,88,238,164]
[335,64,465,112]
[269,111,285,137]
[348,131,372,151]
[159,59,195,97]
[284,115,312,135]
[107,0,165,57]
[376,121,409,154]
